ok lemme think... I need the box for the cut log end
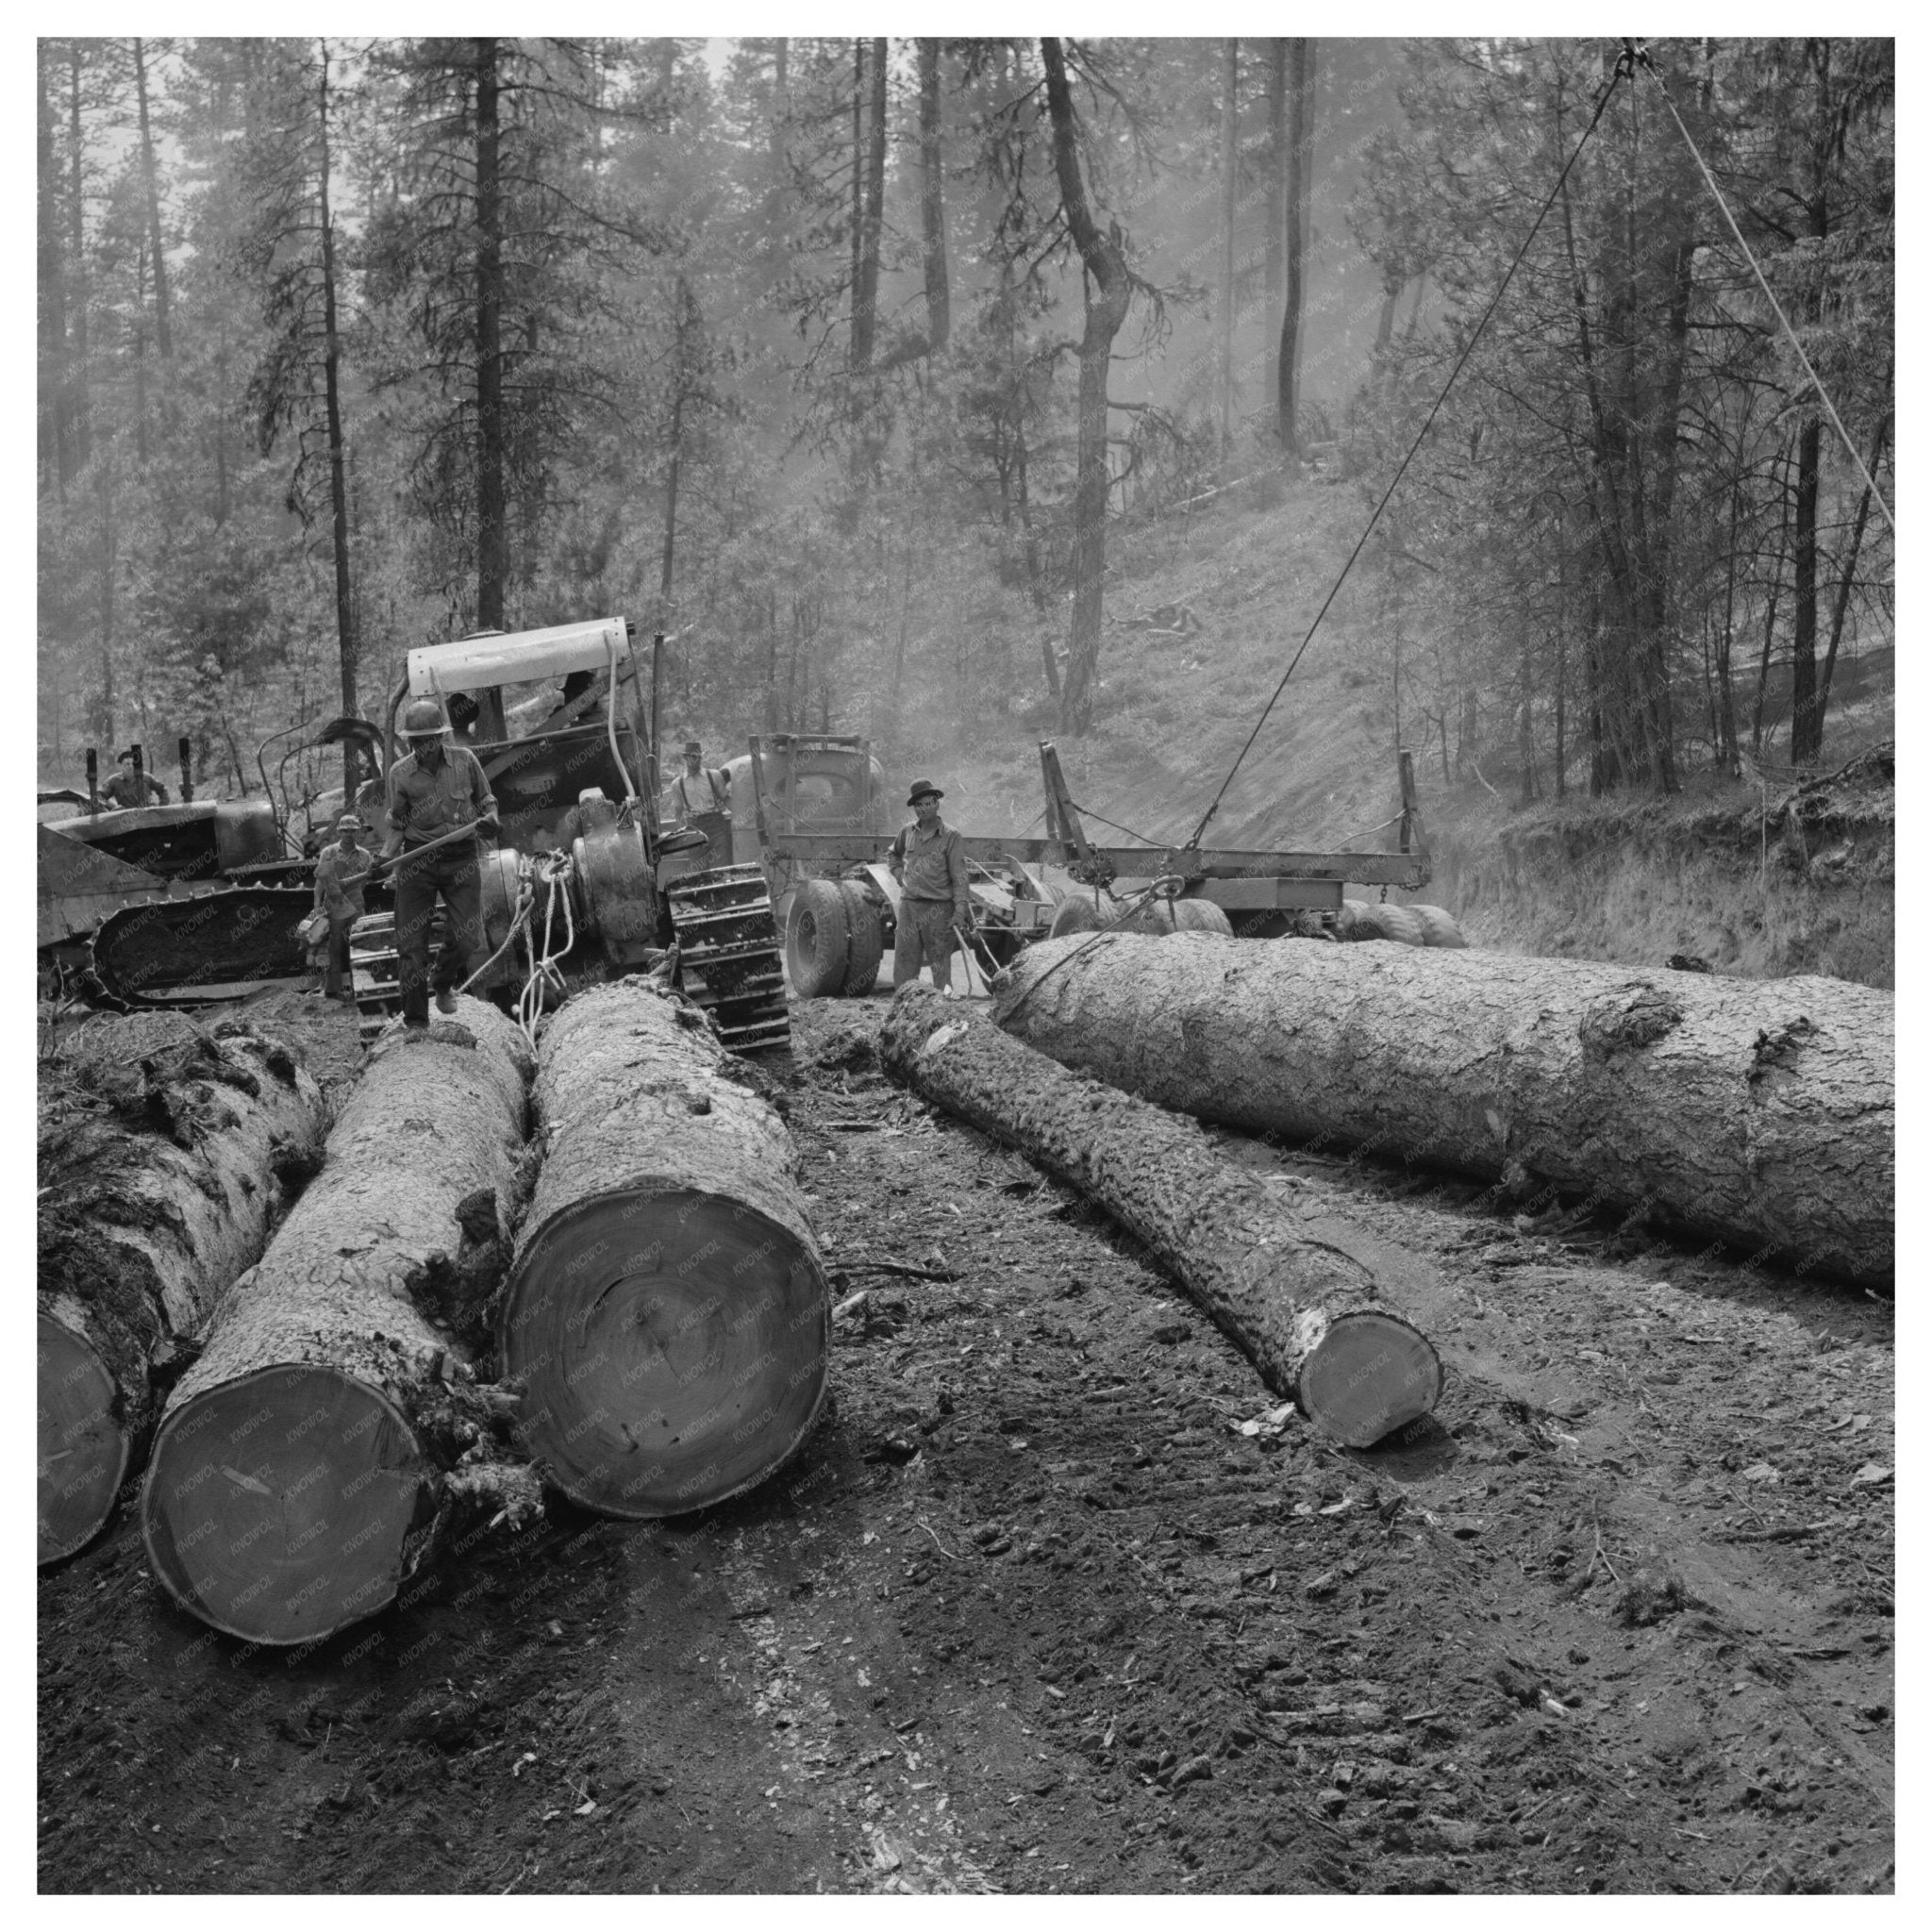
[1296,1310,1444,1449]
[501,1189,828,1519]
[39,1311,131,1567]
[142,1365,438,1645]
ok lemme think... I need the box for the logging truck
[742,736,1443,996]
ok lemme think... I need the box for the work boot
[436,989,458,1015]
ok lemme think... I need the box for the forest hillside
[39,37,1891,874]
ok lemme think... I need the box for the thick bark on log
[140,1000,537,1644]
[499,980,829,1518]
[879,986,1442,1447]
[38,1021,328,1565]
[995,935,1893,1285]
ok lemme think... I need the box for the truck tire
[1167,898,1234,936]
[1348,901,1426,947]
[1048,895,1102,940]
[786,877,850,997]
[1410,904,1469,949]
[838,880,886,996]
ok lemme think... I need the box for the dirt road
[39,993,1893,1894]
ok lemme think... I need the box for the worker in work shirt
[661,739,731,866]
[100,749,168,809]
[889,779,972,994]
[312,813,374,1003]
[380,698,499,1029]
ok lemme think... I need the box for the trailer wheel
[1343,900,1426,946]
[785,877,850,997]
[838,880,885,996]
[1167,898,1234,936]
[1410,904,1469,949]
[1047,895,1102,940]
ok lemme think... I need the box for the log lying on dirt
[994,934,1894,1285]
[498,979,830,1517]
[39,1021,328,1566]
[879,985,1443,1446]
[140,1000,536,1644]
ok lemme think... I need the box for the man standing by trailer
[380,698,499,1030]
[660,739,732,865]
[889,778,972,994]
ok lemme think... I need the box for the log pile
[992,933,1893,1285]
[879,985,1442,1446]
[498,980,830,1516]
[140,1001,538,1645]
[39,1021,328,1565]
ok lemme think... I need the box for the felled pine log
[38,1020,328,1566]
[140,1000,539,1645]
[498,979,830,1517]
[993,933,1894,1285]
[879,984,1442,1447]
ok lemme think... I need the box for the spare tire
[1410,904,1469,949]
[838,880,886,995]
[1048,895,1102,940]
[785,877,850,997]
[1167,897,1234,936]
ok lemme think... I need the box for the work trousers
[323,910,360,998]
[393,842,484,1026]
[690,808,732,870]
[893,897,960,992]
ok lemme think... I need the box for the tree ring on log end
[1296,1311,1445,1450]
[142,1366,438,1645]
[39,1311,130,1566]
[500,1188,828,1519]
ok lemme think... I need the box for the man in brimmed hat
[99,748,168,809]
[889,779,971,993]
[311,811,374,1002]
[380,696,499,1028]
[660,737,732,864]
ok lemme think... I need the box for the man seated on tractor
[99,749,169,809]
[379,698,500,1030]
[311,812,374,1004]
[889,779,971,995]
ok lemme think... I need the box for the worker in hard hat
[312,812,375,1004]
[380,697,500,1029]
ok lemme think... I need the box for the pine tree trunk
[1219,40,1238,449]
[917,39,950,354]
[1277,39,1311,453]
[39,1023,328,1565]
[1042,39,1133,738]
[140,1002,537,1644]
[475,38,507,630]
[132,38,171,359]
[498,982,829,1518]
[67,45,91,468]
[1265,42,1286,324]
[317,40,358,796]
[880,989,1442,1447]
[994,934,1894,1286]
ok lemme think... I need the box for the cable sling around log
[879,983,1443,1448]
[497,979,830,1518]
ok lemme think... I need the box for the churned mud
[39,993,1892,1894]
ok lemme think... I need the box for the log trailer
[746,736,1438,997]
